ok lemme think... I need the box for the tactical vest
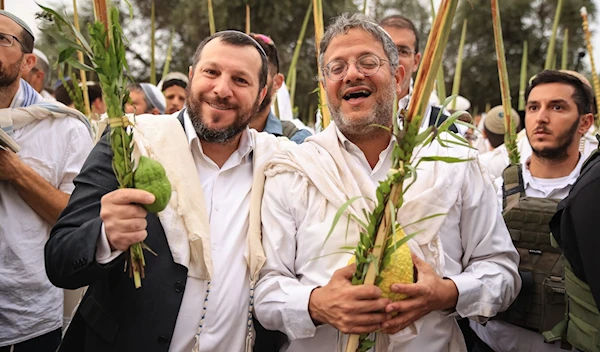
[500,164,565,333]
[280,120,300,140]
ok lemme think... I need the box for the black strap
[429,106,459,133]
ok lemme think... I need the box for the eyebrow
[328,50,377,62]
[201,61,255,82]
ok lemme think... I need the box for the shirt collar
[334,123,395,174]
[522,154,586,190]
[263,111,283,136]
[182,109,255,160]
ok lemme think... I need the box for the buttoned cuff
[283,285,319,340]
[96,223,123,264]
[445,274,489,321]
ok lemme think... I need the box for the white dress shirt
[98,112,254,352]
[256,126,520,351]
[473,155,586,352]
[0,117,93,346]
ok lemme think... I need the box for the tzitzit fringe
[193,281,211,352]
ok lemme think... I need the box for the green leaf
[58,47,77,64]
[323,196,363,248]
[65,57,94,72]
[419,156,473,163]
[402,212,447,229]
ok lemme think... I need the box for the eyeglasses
[324,54,388,81]
[0,32,25,51]
[396,45,416,58]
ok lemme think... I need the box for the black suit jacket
[45,125,188,351]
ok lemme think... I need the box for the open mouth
[343,90,372,101]
[207,101,233,110]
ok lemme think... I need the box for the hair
[162,79,187,91]
[127,83,154,113]
[319,13,399,78]
[191,31,268,91]
[250,33,280,74]
[379,15,420,53]
[525,70,594,116]
[87,83,103,105]
[19,28,34,54]
[33,54,50,86]
[483,126,506,149]
[54,82,72,106]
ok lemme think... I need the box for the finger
[332,264,357,281]
[384,297,422,314]
[389,283,423,298]
[113,218,148,233]
[351,284,383,300]
[412,254,432,277]
[109,230,148,251]
[381,310,424,333]
[113,204,149,220]
[105,189,155,206]
[348,297,391,314]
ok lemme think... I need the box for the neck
[346,130,391,169]
[0,79,20,109]
[529,144,581,179]
[200,132,244,168]
[249,108,270,132]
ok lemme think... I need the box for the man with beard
[158,72,189,114]
[0,10,93,352]
[248,33,311,143]
[45,31,291,352]
[125,82,166,115]
[470,70,595,352]
[254,13,519,351]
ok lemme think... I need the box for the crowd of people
[0,7,599,352]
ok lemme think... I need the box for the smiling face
[525,82,593,161]
[187,37,266,143]
[322,28,404,139]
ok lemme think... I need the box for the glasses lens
[358,55,380,75]
[327,60,347,80]
[0,33,12,47]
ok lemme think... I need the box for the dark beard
[0,57,23,88]
[257,82,273,113]
[186,88,260,144]
[530,117,580,161]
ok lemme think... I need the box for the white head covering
[140,83,166,114]
[33,48,50,66]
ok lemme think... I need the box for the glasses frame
[0,32,25,51]
[324,54,389,82]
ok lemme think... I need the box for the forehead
[528,82,576,103]
[323,28,386,62]
[130,90,146,101]
[381,27,416,47]
[0,15,24,38]
[196,37,262,76]
[163,85,186,96]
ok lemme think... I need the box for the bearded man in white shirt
[45,31,289,352]
[471,70,595,352]
[0,10,93,352]
[254,13,520,352]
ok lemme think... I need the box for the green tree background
[34,0,597,124]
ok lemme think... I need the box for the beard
[529,117,581,161]
[186,87,261,144]
[329,80,395,140]
[257,82,274,113]
[0,56,23,88]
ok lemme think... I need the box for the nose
[344,61,365,83]
[535,105,551,124]
[212,75,233,98]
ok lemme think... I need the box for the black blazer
[45,127,188,352]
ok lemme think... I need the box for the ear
[21,53,37,73]
[258,85,268,106]
[188,65,194,80]
[273,73,284,92]
[579,113,594,135]
[394,65,406,94]
[413,52,422,73]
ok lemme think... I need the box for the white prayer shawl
[263,123,470,351]
[129,114,291,351]
[0,104,92,138]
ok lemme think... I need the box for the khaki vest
[500,164,565,333]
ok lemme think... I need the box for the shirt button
[174,281,184,293]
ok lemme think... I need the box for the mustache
[337,82,375,98]
[533,126,551,134]
[196,94,238,110]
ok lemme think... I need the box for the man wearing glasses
[0,10,93,352]
[255,13,519,351]
[380,15,460,133]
